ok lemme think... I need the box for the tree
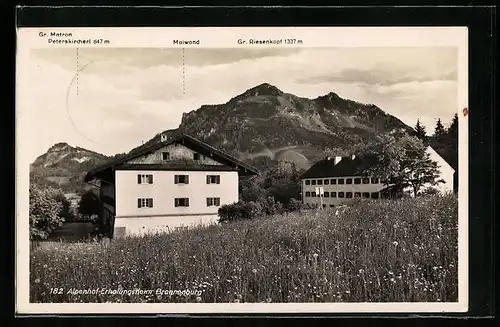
[434,118,446,138]
[54,192,75,222]
[78,190,100,219]
[414,119,427,141]
[29,184,64,240]
[355,134,444,197]
[447,113,458,142]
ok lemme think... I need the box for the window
[324,192,330,198]
[338,192,345,198]
[305,191,311,197]
[207,197,221,207]
[175,198,190,207]
[371,178,379,184]
[322,204,326,208]
[305,180,311,185]
[324,179,330,185]
[354,178,361,184]
[363,192,370,198]
[311,180,317,185]
[137,174,153,184]
[207,175,221,184]
[162,152,170,160]
[330,205,335,208]
[354,192,361,198]
[346,192,353,198]
[346,178,353,184]
[331,179,337,185]
[317,179,323,185]
[338,179,345,185]
[371,192,380,199]
[331,192,337,198]
[362,178,370,184]
[174,175,189,184]
[311,192,317,197]
[194,153,201,160]
[137,198,153,208]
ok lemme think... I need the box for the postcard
[16,26,468,314]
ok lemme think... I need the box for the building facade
[301,155,385,208]
[85,133,258,238]
[301,146,455,208]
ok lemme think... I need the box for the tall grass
[30,194,458,303]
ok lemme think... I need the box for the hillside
[31,83,415,194]
[30,143,110,194]
[128,83,412,170]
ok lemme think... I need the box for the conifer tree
[414,119,427,141]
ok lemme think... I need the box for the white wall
[302,176,385,207]
[425,146,455,193]
[114,170,239,217]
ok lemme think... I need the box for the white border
[16,27,469,314]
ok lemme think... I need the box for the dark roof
[301,155,379,179]
[84,133,259,182]
[116,163,239,172]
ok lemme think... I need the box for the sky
[21,47,459,163]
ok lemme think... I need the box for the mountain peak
[241,83,284,97]
[48,142,72,152]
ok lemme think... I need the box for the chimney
[334,156,342,165]
[160,133,167,142]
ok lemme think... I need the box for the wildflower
[345,290,350,294]
[392,241,399,246]
[195,296,202,302]
[266,298,272,303]
[313,253,319,258]
[34,278,40,284]
[233,298,240,303]
[252,269,257,274]
[43,264,48,268]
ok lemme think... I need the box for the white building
[301,146,455,208]
[84,133,259,238]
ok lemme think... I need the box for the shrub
[218,201,260,223]
[78,190,100,219]
[29,184,64,240]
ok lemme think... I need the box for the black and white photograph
[16,27,468,313]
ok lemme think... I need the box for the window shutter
[138,174,141,184]
[149,198,153,207]
[185,175,189,184]
[174,198,178,207]
[149,175,153,184]
[206,176,210,184]
[174,175,179,184]
[206,198,211,206]
[216,175,220,184]
[137,199,141,208]
[216,198,220,206]
[186,198,189,207]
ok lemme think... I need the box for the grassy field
[30,194,458,303]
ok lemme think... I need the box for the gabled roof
[301,155,379,179]
[84,133,259,182]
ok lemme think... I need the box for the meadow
[30,194,458,303]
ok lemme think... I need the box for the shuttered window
[175,198,190,207]
[206,175,220,184]
[174,175,189,184]
[206,197,221,207]
[138,174,153,184]
[138,198,153,208]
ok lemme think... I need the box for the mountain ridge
[31,83,414,194]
